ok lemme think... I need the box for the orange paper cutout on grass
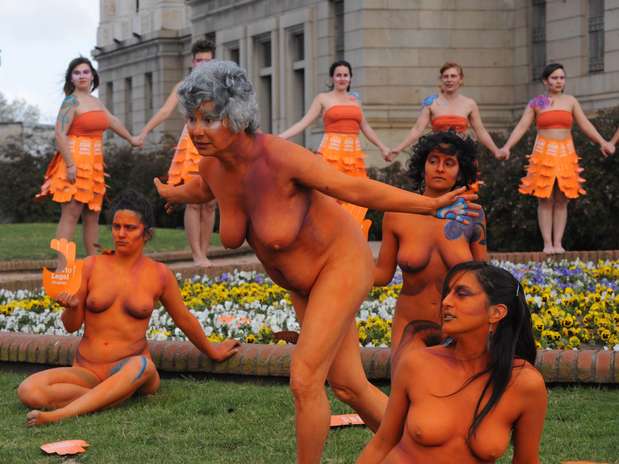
[329,413,365,428]
[561,462,609,464]
[40,439,90,455]
[42,239,83,298]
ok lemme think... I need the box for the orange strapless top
[67,110,110,137]
[323,105,362,134]
[536,110,573,130]
[431,115,468,133]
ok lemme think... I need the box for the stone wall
[94,0,619,166]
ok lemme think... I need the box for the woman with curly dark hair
[374,131,488,351]
[359,261,546,463]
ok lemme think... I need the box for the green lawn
[0,224,220,260]
[0,367,616,463]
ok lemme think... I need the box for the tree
[0,91,41,125]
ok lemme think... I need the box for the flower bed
[1,260,617,350]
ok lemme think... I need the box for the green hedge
[0,142,184,228]
[367,107,619,251]
[1,107,618,251]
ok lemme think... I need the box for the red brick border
[488,249,619,263]
[0,332,615,383]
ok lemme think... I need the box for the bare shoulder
[511,361,546,394]
[399,344,442,372]
[315,92,330,106]
[460,94,477,107]
[152,260,176,288]
[262,133,315,164]
[386,210,427,231]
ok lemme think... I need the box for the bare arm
[104,107,138,145]
[286,141,478,218]
[356,353,412,463]
[511,368,548,464]
[470,102,502,159]
[501,105,535,159]
[610,126,619,146]
[390,106,431,160]
[374,214,399,286]
[360,112,390,160]
[54,95,79,182]
[136,82,181,143]
[572,99,615,157]
[278,95,323,139]
[154,173,214,207]
[159,265,239,361]
[469,209,488,261]
[59,256,94,332]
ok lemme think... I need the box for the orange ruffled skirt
[519,135,585,199]
[316,132,371,238]
[317,132,367,178]
[36,135,105,211]
[168,125,201,185]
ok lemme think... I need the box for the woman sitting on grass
[18,190,239,426]
[358,261,547,463]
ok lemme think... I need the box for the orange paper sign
[329,413,365,428]
[40,439,90,455]
[42,239,83,298]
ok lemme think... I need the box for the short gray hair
[177,60,259,134]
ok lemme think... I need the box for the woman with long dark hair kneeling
[358,262,547,463]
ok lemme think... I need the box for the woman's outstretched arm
[572,98,615,157]
[158,264,239,361]
[279,95,323,139]
[470,102,503,159]
[500,105,535,159]
[282,138,479,220]
[389,106,431,161]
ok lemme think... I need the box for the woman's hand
[600,140,615,157]
[55,291,79,310]
[494,147,510,160]
[497,146,510,160]
[130,135,144,148]
[434,187,480,224]
[384,148,400,162]
[66,164,77,183]
[154,178,178,213]
[380,145,392,162]
[208,339,241,362]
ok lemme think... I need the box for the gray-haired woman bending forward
[155,60,479,464]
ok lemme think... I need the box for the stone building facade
[94,0,619,166]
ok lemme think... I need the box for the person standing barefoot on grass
[500,63,615,254]
[134,39,216,267]
[154,60,480,464]
[18,190,239,426]
[36,57,140,269]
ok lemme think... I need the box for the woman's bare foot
[193,257,212,268]
[542,245,555,254]
[26,410,54,427]
[553,245,566,254]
